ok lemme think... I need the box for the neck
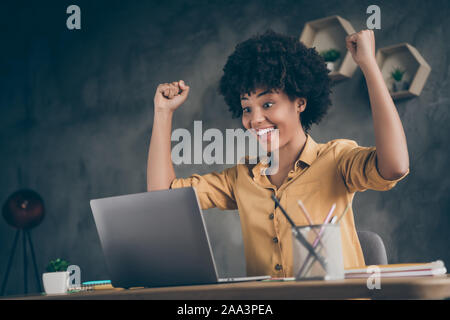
[271,127,307,171]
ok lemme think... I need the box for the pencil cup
[292,224,344,280]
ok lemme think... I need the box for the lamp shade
[2,189,45,229]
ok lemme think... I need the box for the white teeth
[256,127,275,136]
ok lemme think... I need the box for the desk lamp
[1,189,44,295]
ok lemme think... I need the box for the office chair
[357,230,388,265]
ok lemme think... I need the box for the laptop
[90,187,270,288]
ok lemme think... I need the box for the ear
[296,98,307,113]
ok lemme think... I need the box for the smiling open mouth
[256,127,276,136]
[254,127,278,144]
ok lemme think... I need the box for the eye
[242,107,250,114]
[241,102,273,114]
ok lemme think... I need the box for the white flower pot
[326,62,335,71]
[392,80,409,92]
[326,59,340,72]
[42,271,70,294]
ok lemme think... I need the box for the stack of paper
[344,260,447,279]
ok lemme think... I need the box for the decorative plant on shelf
[46,258,70,272]
[320,49,341,72]
[42,258,71,294]
[390,67,409,92]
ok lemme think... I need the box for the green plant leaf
[390,67,406,81]
[320,49,341,62]
[46,258,70,272]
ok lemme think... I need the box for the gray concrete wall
[0,0,449,296]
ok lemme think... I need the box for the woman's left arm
[346,29,409,180]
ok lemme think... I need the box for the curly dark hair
[218,29,333,133]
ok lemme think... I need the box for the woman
[147,29,409,277]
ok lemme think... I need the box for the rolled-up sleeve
[335,140,409,193]
[170,166,238,210]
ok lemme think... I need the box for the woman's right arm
[147,80,190,191]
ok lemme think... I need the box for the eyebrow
[240,89,273,101]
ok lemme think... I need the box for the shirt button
[269,213,274,220]
[272,237,278,243]
[275,264,283,271]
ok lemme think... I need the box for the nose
[249,107,266,128]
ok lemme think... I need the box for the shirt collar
[294,134,319,168]
[251,134,319,178]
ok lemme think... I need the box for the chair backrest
[357,230,388,266]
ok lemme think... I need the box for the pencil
[312,203,336,247]
[297,200,326,249]
[336,202,351,224]
[297,200,314,225]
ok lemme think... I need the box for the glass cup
[292,224,344,280]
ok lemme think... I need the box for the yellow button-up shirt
[170,134,409,277]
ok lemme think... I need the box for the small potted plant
[320,49,341,72]
[390,67,409,92]
[42,258,70,294]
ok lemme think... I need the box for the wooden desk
[5,275,450,300]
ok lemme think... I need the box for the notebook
[344,260,447,279]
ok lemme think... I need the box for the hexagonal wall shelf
[299,15,358,81]
[376,43,431,100]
